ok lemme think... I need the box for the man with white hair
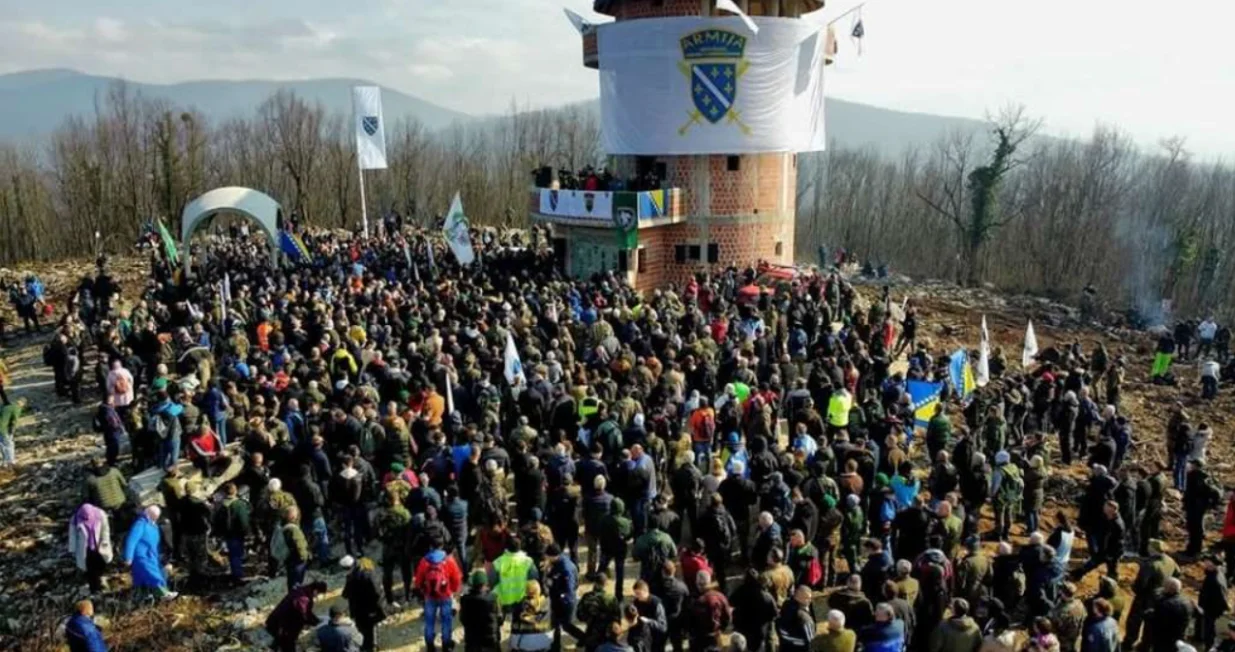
[670,449,702,534]
[123,504,177,600]
[813,610,856,652]
[858,602,905,652]
[1143,577,1200,652]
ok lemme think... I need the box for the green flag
[157,219,180,266]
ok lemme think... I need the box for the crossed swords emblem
[677,59,752,136]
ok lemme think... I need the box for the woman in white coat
[68,502,113,593]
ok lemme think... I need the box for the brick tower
[532,0,829,289]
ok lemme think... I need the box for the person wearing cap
[341,556,386,652]
[1050,583,1086,652]
[316,603,364,652]
[988,450,1022,541]
[459,569,502,652]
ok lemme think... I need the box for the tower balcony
[583,30,598,68]
[528,187,685,228]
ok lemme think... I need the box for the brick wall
[614,0,705,20]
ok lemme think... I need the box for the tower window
[688,245,702,261]
[775,241,784,256]
[674,245,687,263]
[618,250,629,272]
[637,246,647,273]
[707,243,720,263]
[727,156,741,171]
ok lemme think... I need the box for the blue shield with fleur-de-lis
[681,29,747,125]
[690,63,737,124]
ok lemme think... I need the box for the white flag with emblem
[977,315,991,387]
[1022,320,1039,369]
[352,86,388,170]
[443,192,475,266]
[504,332,526,388]
[716,0,759,34]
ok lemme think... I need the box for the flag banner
[1023,320,1039,369]
[279,231,311,263]
[443,192,475,265]
[950,349,976,405]
[444,368,455,415]
[597,17,827,155]
[977,316,991,387]
[222,273,232,303]
[637,189,667,219]
[563,7,593,34]
[504,332,526,387]
[157,219,180,266]
[352,86,388,170]
[716,0,759,34]
[426,237,436,270]
[538,189,615,220]
[907,380,943,429]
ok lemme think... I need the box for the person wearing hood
[123,505,176,600]
[68,501,114,594]
[510,580,553,652]
[415,544,464,651]
[65,600,108,652]
[599,496,634,602]
[730,569,777,652]
[928,598,982,652]
[989,451,1022,541]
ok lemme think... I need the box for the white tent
[180,187,283,265]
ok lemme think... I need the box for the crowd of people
[540,166,663,193]
[3,221,1232,652]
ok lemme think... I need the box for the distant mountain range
[0,68,991,156]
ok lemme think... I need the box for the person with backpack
[149,391,184,469]
[213,482,251,584]
[414,545,464,652]
[989,451,1023,541]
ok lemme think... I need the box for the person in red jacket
[1222,490,1235,571]
[679,539,713,595]
[414,547,464,652]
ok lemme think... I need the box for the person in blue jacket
[124,505,177,600]
[859,603,906,652]
[65,600,108,652]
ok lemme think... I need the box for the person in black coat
[651,561,690,652]
[459,570,503,652]
[1072,501,1124,581]
[1143,578,1200,652]
[1199,558,1230,649]
[341,557,387,652]
[441,485,470,570]
[514,454,548,524]
[891,496,934,563]
[729,569,777,652]
[719,465,758,562]
[859,539,894,606]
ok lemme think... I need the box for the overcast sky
[1,0,1232,156]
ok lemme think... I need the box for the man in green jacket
[214,482,252,583]
[82,457,127,512]
[927,598,982,652]
[632,520,677,582]
[0,397,25,466]
[926,405,953,462]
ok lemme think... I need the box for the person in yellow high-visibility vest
[826,387,853,438]
[492,538,537,619]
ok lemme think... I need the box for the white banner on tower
[597,17,827,155]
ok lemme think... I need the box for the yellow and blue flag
[950,349,976,405]
[279,230,311,263]
[907,380,943,429]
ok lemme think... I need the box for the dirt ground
[1,260,1232,650]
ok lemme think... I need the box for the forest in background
[0,81,1232,321]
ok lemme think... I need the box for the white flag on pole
[426,237,436,271]
[444,368,456,415]
[222,272,232,303]
[716,0,760,34]
[443,192,475,265]
[352,86,388,170]
[504,332,526,388]
[1022,320,1039,369]
[977,315,991,387]
[563,8,592,34]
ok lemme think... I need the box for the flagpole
[357,162,370,239]
[827,1,868,26]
